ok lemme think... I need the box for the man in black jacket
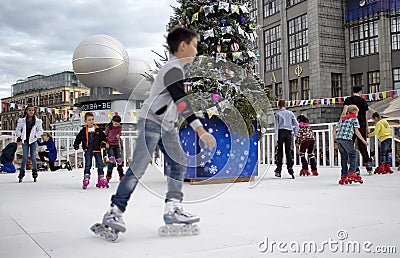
[0,137,23,173]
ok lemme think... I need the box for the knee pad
[299,152,306,158]
[117,158,123,165]
[109,156,115,162]
[308,153,316,160]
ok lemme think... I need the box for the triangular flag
[304,100,309,106]
[362,94,367,100]
[316,99,320,105]
[397,89,400,97]
[108,112,113,118]
[321,99,325,105]
[338,98,343,104]
[292,100,296,106]
[375,92,380,100]
[82,111,87,117]
[310,99,314,106]
[295,100,300,106]
[332,98,336,105]
[390,90,395,98]
[299,100,305,106]
[382,91,387,99]
[326,98,331,105]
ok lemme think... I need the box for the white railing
[1,118,399,170]
[260,118,400,168]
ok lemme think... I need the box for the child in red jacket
[295,114,318,176]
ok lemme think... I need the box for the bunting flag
[272,89,399,107]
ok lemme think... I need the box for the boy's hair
[16,137,23,143]
[297,114,309,123]
[372,112,381,119]
[347,105,359,114]
[107,115,122,129]
[167,27,197,54]
[84,112,94,120]
[278,99,286,108]
[352,86,363,94]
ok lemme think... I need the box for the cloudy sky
[0,0,178,100]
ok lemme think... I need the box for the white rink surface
[0,165,399,258]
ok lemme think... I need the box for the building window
[264,25,281,71]
[393,68,400,90]
[301,77,310,100]
[368,71,380,93]
[350,19,378,57]
[288,14,308,65]
[287,0,304,7]
[263,0,280,17]
[351,73,363,87]
[275,83,282,99]
[331,73,342,97]
[391,15,400,50]
[289,79,298,101]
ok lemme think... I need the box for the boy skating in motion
[333,105,368,184]
[95,27,216,239]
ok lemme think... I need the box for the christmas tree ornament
[182,11,186,17]
[231,4,240,14]
[232,52,243,61]
[249,23,256,29]
[203,5,215,16]
[247,50,256,58]
[226,26,234,34]
[204,29,215,39]
[212,93,221,102]
[220,18,227,25]
[207,62,214,68]
[240,17,246,23]
[221,27,227,35]
[218,1,230,12]
[181,19,187,25]
[216,53,227,62]
[230,42,239,51]
[192,12,199,22]
[216,45,222,52]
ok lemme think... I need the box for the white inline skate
[158,199,200,236]
[90,205,126,242]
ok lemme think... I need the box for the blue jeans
[380,138,392,164]
[21,140,37,170]
[84,151,104,176]
[111,119,186,212]
[1,162,16,173]
[337,139,356,176]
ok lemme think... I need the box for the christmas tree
[166,0,272,135]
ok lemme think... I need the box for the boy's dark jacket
[1,142,17,164]
[73,125,106,152]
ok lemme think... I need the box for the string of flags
[277,89,400,108]
[0,102,138,118]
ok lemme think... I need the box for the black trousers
[38,152,61,171]
[352,124,371,164]
[276,129,293,169]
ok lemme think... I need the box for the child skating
[274,99,299,179]
[295,114,318,176]
[333,105,368,184]
[368,112,393,174]
[91,27,216,241]
[15,105,44,182]
[105,115,124,182]
[74,112,108,189]
[38,132,72,172]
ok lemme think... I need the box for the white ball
[116,58,152,95]
[72,35,129,88]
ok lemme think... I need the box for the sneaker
[288,168,295,179]
[274,167,281,178]
[103,205,126,233]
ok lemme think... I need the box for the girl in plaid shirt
[333,105,368,185]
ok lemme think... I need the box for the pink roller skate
[82,174,90,189]
[96,175,109,188]
[347,172,363,184]
[109,156,115,163]
[384,164,393,174]
[299,169,310,176]
[338,175,349,185]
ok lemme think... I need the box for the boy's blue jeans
[111,119,186,213]
[380,138,392,164]
[1,162,16,173]
[84,151,104,176]
[337,139,356,176]
[21,140,37,170]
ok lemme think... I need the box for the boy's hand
[274,141,278,147]
[196,126,216,149]
[106,143,110,149]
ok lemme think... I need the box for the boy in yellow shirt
[368,112,393,174]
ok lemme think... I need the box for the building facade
[0,71,89,130]
[258,0,400,122]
